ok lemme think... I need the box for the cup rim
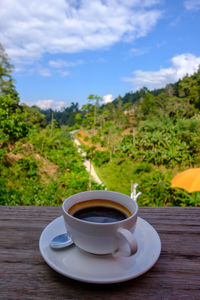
[62,190,138,226]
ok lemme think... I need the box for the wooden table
[0,206,200,299]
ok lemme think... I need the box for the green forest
[1,43,200,207]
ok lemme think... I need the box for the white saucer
[39,216,161,284]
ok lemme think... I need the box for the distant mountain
[111,67,200,109]
[38,102,80,127]
[38,68,200,125]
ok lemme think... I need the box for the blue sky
[1,0,200,109]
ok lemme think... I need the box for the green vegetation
[95,158,200,207]
[1,42,200,207]
[0,44,19,102]
[39,102,80,127]
[89,114,200,206]
[72,68,200,207]
[0,44,102,206]
[0,125,102,206]
[117,117,200,167]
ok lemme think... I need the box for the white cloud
[48,59,82,77]
[184,0,200,10]
[123,53,200,90]
[103,94,114,104]
[130,47,150,56]
[0,0,162,65]
[49,59,83,68]
[14,66,24,73]
[57,70,70,77]
[38,68,51,77]
[35,99,66,110]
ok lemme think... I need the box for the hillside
[0,123,103,205]
[70,70,200,206]
[39,67,200,126]
[1,42,200,206]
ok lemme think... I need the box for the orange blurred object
[171,168,200,193]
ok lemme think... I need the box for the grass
[94,158,139,196]
[93,158,185,206]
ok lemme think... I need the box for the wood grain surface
[0,206,200,300]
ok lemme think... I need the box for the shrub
[0,126,103,206]
[117,117,200,167]
[92,150,110,167]
[84,136,89,141]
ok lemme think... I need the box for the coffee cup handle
[114,227,138,257]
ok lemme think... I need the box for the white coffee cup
[62,190,138,256]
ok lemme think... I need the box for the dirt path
[71,131,103,185]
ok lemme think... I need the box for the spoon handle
[50,233,73,249]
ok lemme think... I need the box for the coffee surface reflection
[68,199,131,223]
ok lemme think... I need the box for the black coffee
[68,199,132,223]
[73,206,128,223]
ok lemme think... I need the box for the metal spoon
[50,233,73,249]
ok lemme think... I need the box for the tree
[0,95,29,146]
[81,104,95,128]
[39,102,80,127]
[88,94,102,133]
[22,104,46,128]
[178,71,200,109]
[0,45,28,161]
[96,109,110,131]
[165,84,175,96]
[75,113,83,125]
[85,145,96,189]
[0,44,19,102]
[140,93,156,116]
